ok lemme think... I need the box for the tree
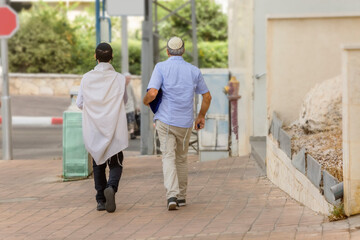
[9,2,77,73]
[158,0,227,42]
[8,0,227,74]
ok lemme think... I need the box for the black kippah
[95,42,113,62]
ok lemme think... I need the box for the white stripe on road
[12,117,52,127]
[0,116,63,127]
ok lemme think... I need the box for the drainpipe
[224,76,241,156]
[331,182,344,201]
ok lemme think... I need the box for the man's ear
[167,49,170,57]
[94,53,97,60]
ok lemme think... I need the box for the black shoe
[97,201,106,211]
[130,133,136,139]
[104,187,116,213]
[167,197,178,211]
[177,199,186,207]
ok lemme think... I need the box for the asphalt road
[6,95,71,117]
[0,96,141,160]
[0,126,141,160]
[0,126,63,160]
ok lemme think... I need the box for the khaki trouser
[155,120,192,199]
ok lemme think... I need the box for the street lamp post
[0,0,15,160]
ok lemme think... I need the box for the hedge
[8,3,227,75]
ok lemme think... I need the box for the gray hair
[167,39,185,56]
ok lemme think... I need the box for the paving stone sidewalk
[0,154,359,240]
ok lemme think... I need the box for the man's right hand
[143,88,158,106]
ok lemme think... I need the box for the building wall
[228,0,254,155]
[342,45,360,216]
[228,0,360,156]
[267,15,360,125]
[253,0,360,135]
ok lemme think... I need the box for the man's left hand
[195,116,205,130]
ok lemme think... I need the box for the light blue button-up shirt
[147,56,209,128]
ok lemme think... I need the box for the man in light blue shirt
[143,36,212,210]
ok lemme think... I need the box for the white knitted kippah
[168,37,183,50]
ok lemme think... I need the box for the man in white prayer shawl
[76,43,128,213]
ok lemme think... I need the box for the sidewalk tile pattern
[0,155,357,239]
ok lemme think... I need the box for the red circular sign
[0,6,19,38]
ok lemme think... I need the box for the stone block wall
[4,73,142,101]
[8,73,82,96]
[267,135,333,215]
[267,113,339,215]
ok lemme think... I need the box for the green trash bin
[62,109,92,181]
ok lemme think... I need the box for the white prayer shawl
[125,82,136,113]
[81,62,128,165]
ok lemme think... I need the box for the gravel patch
[284,124,343,182]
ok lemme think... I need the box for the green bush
[128,40,142,75]
[198,41,228,68]
[64,39,142,75]
[157,0,227,42]
[106,40,141,75]
[8,2,226,75]
[151,0,228,68]
[8,2,143,75]
[9,2,75,73]
[69,14,96,74]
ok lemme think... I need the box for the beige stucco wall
[342,45,360,216]
[228,0,254,156]
[267,15,360,126]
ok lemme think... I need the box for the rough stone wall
[298,76,342,133]
[6,74,142,99]
[286,76,343,181]
[7,73,82,96]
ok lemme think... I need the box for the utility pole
[0,40,13,160]
[95,0,100,46]
[0,0,14,160]
[191,0,198,66]
[140,0,154,154]
[121,16,129,73]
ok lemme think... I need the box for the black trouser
[92,151,124,202]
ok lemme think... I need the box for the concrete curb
[0,116,63,127]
